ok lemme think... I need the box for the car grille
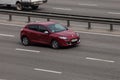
[67,38,79,45]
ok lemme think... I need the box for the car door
[37,25,50,44]
[27,24,40,43]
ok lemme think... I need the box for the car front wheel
[51,40,59,49]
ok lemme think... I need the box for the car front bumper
[58,38,80,47]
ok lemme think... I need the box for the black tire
[31,6,39,10]
[6,5,11,7]
[51,40,59,49]
[16,2,23,10]
[21,36,30,46]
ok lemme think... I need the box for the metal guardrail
[0,9,120,31]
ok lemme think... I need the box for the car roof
[27,22,55,27]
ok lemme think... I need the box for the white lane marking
[53,7,72,11]
[34,68,62,74]
[0,33,15,37]
[0,22,23,27]
[86,57,115,63]
[78,3,98,7]
[76,31,120,37]
[16,48,40,53]
[108,12,120,15]
[0,79,6,80]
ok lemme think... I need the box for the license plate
[71,39,77,42]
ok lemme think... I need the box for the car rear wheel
[21,37,30,46]
[16,2,23,10]
[51,40,59,49]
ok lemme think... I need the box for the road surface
[0,23,120,80]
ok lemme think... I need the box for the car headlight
[59,36,68,40]
[76,32,80,37]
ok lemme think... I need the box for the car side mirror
[44,31,49,34]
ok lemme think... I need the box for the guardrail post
[9,14,12,21]
[110,24,113,31]
[88,22,91,29]
[47,18,50,21]
[67,20,70,27]
[28,16,31,23]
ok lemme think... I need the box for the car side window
[38,25,47,33]
[28,25,38,31]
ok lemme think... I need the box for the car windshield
[48,24,67,33]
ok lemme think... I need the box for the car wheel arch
[21,35,30,41]
[50,38,59,44]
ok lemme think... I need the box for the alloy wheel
[16,3,23,10]
[51,40,59,49]
[22,37,29,46]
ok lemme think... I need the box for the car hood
[55,30,77,38]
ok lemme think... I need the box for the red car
[20,22,80,49]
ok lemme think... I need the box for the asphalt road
[1,0,120,18]
[0,23,120,80]
[37,0,120,18]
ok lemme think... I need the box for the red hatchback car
[20,22,80,48]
